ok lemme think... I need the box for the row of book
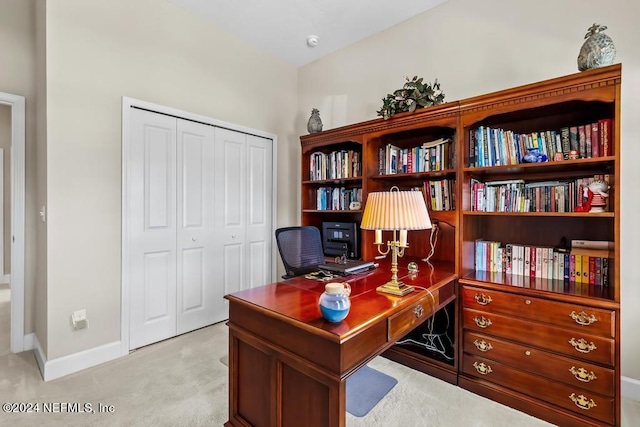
[470,175,610,213]
[309,150,361,181]
[468,119,612,168]
[378,137,454,175]
[315,187,361,211]
[411,179,456,211]
[474,240,611,286]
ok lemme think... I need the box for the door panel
[246,135,273,287]
[129,109,177,350]
[176,119,222,333]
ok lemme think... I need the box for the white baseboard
[32,334,45,380]
[23,333,35,351]
[622,376,640,401]
[33,340,123,382]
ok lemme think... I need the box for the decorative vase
[318,282,351,322]
[577,24,616,72]
[307,108,323,133]
[521,147,547,163]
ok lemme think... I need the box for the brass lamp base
[376,281,414,296]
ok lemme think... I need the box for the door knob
[231,234,236,238]
[192,237,197,242]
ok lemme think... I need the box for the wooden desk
[224,260,456,427]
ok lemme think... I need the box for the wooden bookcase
[299,63,621,426]
[458,65,621,427]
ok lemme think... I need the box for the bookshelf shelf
[370,169,456,180]
[301,209,363,214]
[302,176,362,185]
[462,211,614,218]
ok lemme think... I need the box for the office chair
[275,226,325,279]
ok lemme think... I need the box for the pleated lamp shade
[361,189,432,231]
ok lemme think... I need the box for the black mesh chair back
[275,226,325,279]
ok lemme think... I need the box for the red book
[591,122,600,157]
[570,254,576,282]
[589,256,596,285]
[530,246,537,277]
[599,118,612,156]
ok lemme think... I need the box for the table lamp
[360,186,432,296]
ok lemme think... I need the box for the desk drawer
[464,331,615,397]
[388,293,437,342]
[463,355,615,425]
[462,286,615,337]
[463,308,614,366]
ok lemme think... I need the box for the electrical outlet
[71,309,88,330]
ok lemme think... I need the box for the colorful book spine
[578,125,587,158]
[591,122,600,157]
[589,256,596,285]
[595,257,602,286]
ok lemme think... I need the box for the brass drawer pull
[525,299,531,305]
[570,310,597,326]
[413,305,424,318]
[569,393,597,410]
[569,338,597,354]
[570,366,598,383]
[473,339,493,352]
[473,361,493,375]
[473,316,492,328]
[474,293,492,306]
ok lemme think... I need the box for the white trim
[622,376,640,401]
[2,274,9,285]
[0,149,4,277]
[121,96,278,354]
[23,332,35,350]
[40,340,123,382]
[33,334,45,380]
[0,92,25,354]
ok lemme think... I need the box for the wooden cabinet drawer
[464,331,615,396]
[463,355,614,425]
[463,308,614,366]
[388,293,437,342]
[462,286,615,337]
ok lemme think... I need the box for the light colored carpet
[0,282,9,356]
[1,321,639,426]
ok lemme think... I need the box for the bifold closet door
[215,128,273,319]
[129,109,178,350]
[129,109,219,349]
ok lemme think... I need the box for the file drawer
[463,308,614,366]
[463,355,614,425]
[464,331,615,396]
[462,285,615,338]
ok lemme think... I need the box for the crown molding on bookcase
[300,102,459,148]
[458,64,621,117]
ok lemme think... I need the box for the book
[574,254,582,283]
[582,255,589,284]
[571,239,614,250]
[571,247,612,258]
[588,256,596,285]
[578,125,586,158]
[585,124,592,158]
[569,126,579,153]
[602,257,610,286]
[591,122,600,157]
[560,127,571,158]
[599,118,612,156]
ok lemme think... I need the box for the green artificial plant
[377,76,445,120]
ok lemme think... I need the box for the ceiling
[168,0,449,67]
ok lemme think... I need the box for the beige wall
[0,106,11,275]
[298,0,640,380]
[0,0,38,338]
[44,0,297,359]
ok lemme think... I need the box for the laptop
[318,259,375,275]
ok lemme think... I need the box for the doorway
[0,91,25,355]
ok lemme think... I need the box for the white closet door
[245,135,273,289]
[129,109,177,350]
[215,128,246,312]
[176,119,222,333]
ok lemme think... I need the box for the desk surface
[226,259,456,342]
[225,259,457,427]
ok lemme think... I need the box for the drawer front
[464,331,615,396]
[463,308,614,366]
[463,355,614,425]
[388,293,437,342]
[462,286,615,337]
